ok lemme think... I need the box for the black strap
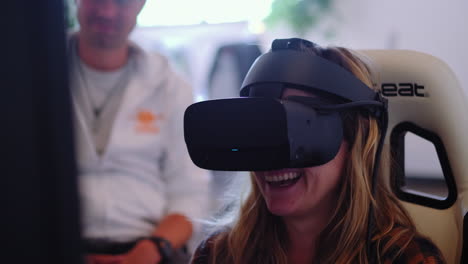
[240,50,379,102]
[285,95,387,119]
[462,212,468,264]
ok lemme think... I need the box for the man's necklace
[77,59,133,119]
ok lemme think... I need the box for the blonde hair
[205,46,416,264]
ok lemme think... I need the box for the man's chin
[91,35,126,49]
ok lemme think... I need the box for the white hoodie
[69,36,211,245]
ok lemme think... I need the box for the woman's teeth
[265,172,301,183]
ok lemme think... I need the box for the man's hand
[86,254,124,264]
[120,239,162,264]
[86,240,161,264]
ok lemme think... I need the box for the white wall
[135,1,468,98]
[316,0,467,93]
[131,22,258,100]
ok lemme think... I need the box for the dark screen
[2,1,82,263]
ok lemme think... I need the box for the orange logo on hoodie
[135,110,164,134]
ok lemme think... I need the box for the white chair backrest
[358,50,468,264]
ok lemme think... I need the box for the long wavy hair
[205,44,417,264]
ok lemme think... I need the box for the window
[138,0,273,26]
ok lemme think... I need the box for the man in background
[69,0,211,263]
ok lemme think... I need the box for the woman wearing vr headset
[189,38,444,264]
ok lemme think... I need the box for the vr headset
[184,38,388,171]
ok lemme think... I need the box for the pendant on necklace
[94,108,101,118]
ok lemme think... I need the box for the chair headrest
[358,49,467,264]
[358,49,468,205]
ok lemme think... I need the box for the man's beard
[88,32,127,50]
[85,17,131,50]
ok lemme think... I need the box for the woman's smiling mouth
[258,169,304,187]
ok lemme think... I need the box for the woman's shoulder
[382,229,445,264]
[190,231,226,264]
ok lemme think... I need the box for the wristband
[146,236,173,264]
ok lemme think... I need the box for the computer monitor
[2,1,82,263]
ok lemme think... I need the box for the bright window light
[138,0,273,26]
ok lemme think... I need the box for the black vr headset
[184,38,388,171]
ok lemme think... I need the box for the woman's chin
[266,202,298,216]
